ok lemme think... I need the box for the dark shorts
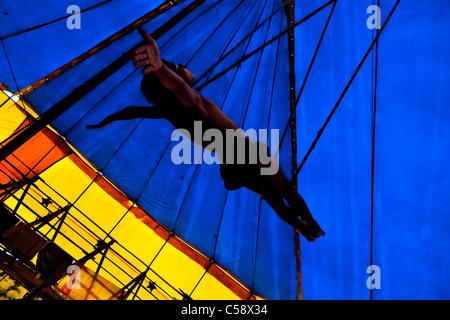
[219,141,271,191]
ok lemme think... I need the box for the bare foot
[264,195,324,242]
[299,219,325,242]
[281,184,325,240]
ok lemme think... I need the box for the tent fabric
[1,0,449,300]
[2,0,298,299]
[0,92,262,300]
[293,0,450,299]
[0,126,72,183]
[56,263,124,300]
[0,86,72,184]
[0,0,177,91]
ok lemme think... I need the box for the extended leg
[282,182,325,239]
[244,159,325,241]
[262,194,318,242]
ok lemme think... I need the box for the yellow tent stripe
[0,90,263,299]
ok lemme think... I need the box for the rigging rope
[250,2,283,296]
[293,0,401,180]
[0,39,31,124]
[183,0,248,67]
[187,14,259,293]
[169,0,277,299]
[194,0,336,91]
[369,0,381,302]
[240,3,275,126]
[0,1,217,300]
[158,0,225,52]
[274,0,337,160]
[0,0,386,300]
[242,0,280,296]
[268,1,337,169]
[191,0,290,87]
[123,0,268,299]
[0,0,117,40]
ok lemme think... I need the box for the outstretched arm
[132,29,201,109]
[86,106,164,129]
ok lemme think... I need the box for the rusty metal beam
[18,0,184,96]
[0,0,207,163]
[284,0,302,300]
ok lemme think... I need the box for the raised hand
[132,29,163,74]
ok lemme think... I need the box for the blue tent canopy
[0,0,448,299]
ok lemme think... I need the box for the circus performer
[87,29,324,242]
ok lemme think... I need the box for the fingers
[138,28,154,44]
[133,58,157,71]
[132,52,148,63]
[131,49,154,70]
[132,29,161,73]
[132,53,147,61]
[132,50,151,68]
[133,46,146,55]
[134,60,150,68]
[143,66,156,74]
[132,51,156,69]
